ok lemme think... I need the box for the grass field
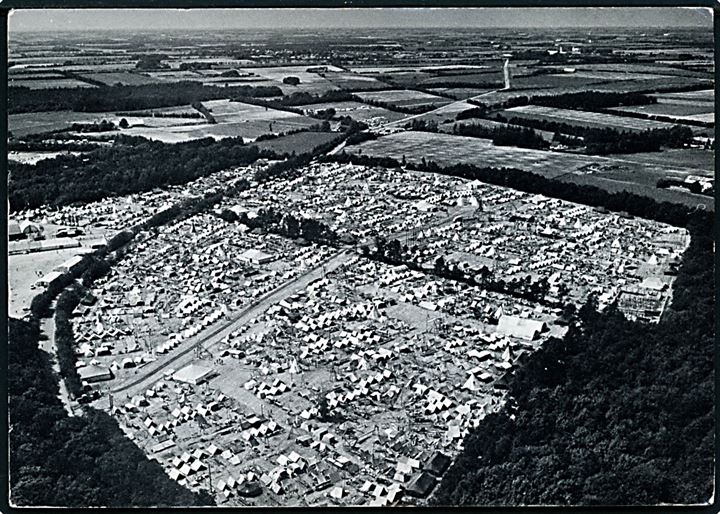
[250,131,339,154]
[10,110,119,137]
[428,87,495,100]
[503,105,680,132]
[9,78,97,89]
[352,130,591,176]
[608,100,714,124]
[118,100,320,143]
[354,89,452,108]
[80,72,164,86]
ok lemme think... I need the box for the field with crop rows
[503,105,680,132]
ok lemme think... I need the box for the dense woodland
[8,318,214,507]
[8,81,282,114]
[9,136,266,211]
[433,217,713,505]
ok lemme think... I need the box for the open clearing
[8,247,87,318]
[10,110,120,137]
[354,89,452,108]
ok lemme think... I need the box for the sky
[8,7,713,32]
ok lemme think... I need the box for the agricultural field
[119,100,320,143]
[428,87,495,100]
[352,131,591,176]
[80,72,164,86]
[608,100,714,124]
[654,89,714,102]
[9,78,97,89]
[9,110,121,137]
[354,90,452,109]
[250,131,340,155]
[323,72,391,91]
[502,105,681,132]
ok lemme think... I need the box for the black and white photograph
[4,5,716,509]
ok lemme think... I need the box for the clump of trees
[282,76,301,85]
[135,54,169,70]
[433,220,714,505]
[70,120,117,133]
[452,122,549,150]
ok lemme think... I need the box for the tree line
[360,236,554,308]
[9,81,282,114]
[452,122,549,150]
[493,113,694,154]
[9,135,268,212]
[432,217,713,505]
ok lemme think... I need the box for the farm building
[173,364,214,385]
[496,314,547,341]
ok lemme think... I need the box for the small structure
[496,314,547,341]
[405,472,436,498]
[78,364,113,383]
[239,249,274,265]
[173,364,214,385]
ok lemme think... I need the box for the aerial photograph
[5,6,715,509]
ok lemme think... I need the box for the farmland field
[118,100,320,142]
[608,101,714,124]
[9,110,121,137]
[250,131,339,154]
[324,72,390,91]
[80,72,164,86]
[354,89,452,108]
[9,78,97,89]
[429,87,495,100]
[352,130,592,176]
[503,105,681,132]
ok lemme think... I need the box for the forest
[8,136,266,211]
[8,81,282,114]
[432,216,713,505]
[8,317,214,507]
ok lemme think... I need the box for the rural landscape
[6,7,715,509]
